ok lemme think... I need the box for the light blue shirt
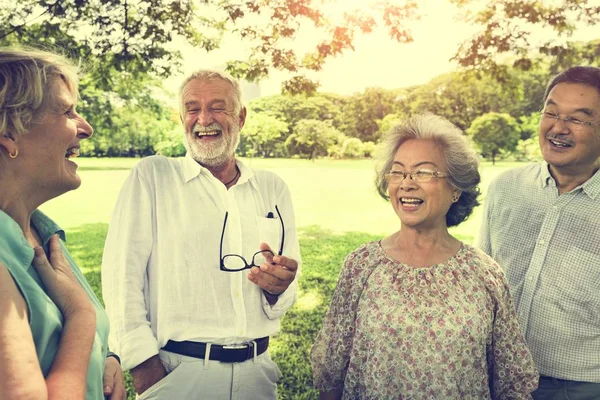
[479,162,600,382]
[0,210,110,399]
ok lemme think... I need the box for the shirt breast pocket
[555,247,600,321]
[256,216,282,255]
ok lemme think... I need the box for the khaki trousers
[137,348,282,400]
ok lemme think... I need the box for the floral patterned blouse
[311,241,538,399]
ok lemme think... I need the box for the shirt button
[539,239,545,245]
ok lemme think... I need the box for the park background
[2,0,600,398]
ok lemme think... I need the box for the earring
[8,149,18,159]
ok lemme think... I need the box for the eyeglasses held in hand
[219,205,285,272]
[384,169,449,184]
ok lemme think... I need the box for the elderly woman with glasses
[0,47,125,399]
[311,114,538,399]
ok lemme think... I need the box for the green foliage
[0,0,418,91]
[154,128,186,157]
[343,87,402,142]
[65,222,379,400]
[453,0,600,77]
[238,112,289,157]
[467,112,521,164]
[285,119,343,160]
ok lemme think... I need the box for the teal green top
[0,210,110,399]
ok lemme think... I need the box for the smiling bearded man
[102,70,301,400]
[479,66,600,400]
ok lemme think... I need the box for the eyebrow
[392,161,438,168]
[544,99,595,116]
[184,99,227,108]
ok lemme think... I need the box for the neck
[548,163,599,194]
[395,225,457,251]
[204,158,239,187]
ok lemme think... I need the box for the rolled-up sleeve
[101,166,157,371]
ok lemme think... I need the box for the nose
[76,114,93,139]
[399,175,417,190]
[197,108,214,126]
[547,116,570,135]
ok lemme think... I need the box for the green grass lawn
[41,157,523,242]
[48,157,526,399]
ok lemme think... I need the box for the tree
[285,119,342,160]
[0,0,419,93]
[467,112,520,164]
[452,0,600,77]
[343,87,401,142]
[238,112,289,157]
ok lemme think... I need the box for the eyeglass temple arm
[220,212,228,265]
[275,205,285,256]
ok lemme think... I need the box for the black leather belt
[162,337,269,363]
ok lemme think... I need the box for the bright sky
[165,0,599,99]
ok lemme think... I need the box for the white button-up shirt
[101,155,301,371]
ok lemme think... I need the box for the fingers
[31,245,54,283]
[259,243,275,264]
[48,234,64,266]
[104,357,127,399]
[103,357,117,396]
[249,243,298,294]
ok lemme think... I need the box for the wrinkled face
[181,78,246,167]
[389,139,459,231]
[16,78,93,198]
[539,82,600,175]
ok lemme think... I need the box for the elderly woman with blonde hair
[311,114,538,399]
[0,47,125,399]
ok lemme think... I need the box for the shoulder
[342,241,384,275]
[127,156,185,186]
[489,163,541,189]
[460,244,508,288]
[132,155,181,174]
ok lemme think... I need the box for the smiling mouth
[65,147,80,159]
[400,198,423,206]
[194,130,222,138]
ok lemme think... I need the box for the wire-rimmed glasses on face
[384,169,449,184]
[219,205,285,272]
[541,111,596,129]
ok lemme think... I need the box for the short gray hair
[178,69,244,117]
[375,114,481,227]
[0,47,79,137]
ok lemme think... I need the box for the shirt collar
[182,153,257,189]
[540,162,554,188]
[31,209,66,244]
[540,161,600,199]
[0,209,65,271]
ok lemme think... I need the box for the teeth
[65,148,80,158]
[401,198,423,204]
[550,139,571,148]
[195,130,220,137]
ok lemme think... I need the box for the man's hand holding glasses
[247,242,299,304]
[220,205,299,304]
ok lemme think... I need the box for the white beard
[184,121,240,167]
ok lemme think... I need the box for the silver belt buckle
[222,343,248,350]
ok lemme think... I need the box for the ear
[238,106,247,131]
[453,190,462,203]
[0,133,18,158]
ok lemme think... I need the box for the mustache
[193,123,222,132]
[546,134,574,145]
